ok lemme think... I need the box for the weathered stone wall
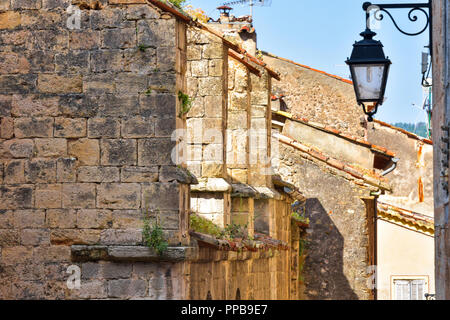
[0,1,191,299]
[188,248,291,300]
[432,0,450,300]
[185,27,231,228]
[249,70,272,187]
[227,57,250,184]
[368,122,433,214]
[186,27,227,180]
[276,143,373,300]
[263,53,366,138]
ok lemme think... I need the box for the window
[393,279,426,300]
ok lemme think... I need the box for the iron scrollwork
[363,2,431,37]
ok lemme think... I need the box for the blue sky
[187,0,431,124]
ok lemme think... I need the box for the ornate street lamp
[346,28,391,122]
[347,1,432,122]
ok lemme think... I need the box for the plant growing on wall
[178,91,193,118]
[292,201,310,225]
[165,0,187,9]
[190,214,223,238]
[143,208,169,255]
[189,214,250,240]
[184,5,209,23]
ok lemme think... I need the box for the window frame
[390,275,429,300]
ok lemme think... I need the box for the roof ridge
[274,132,391,191]
[373,119,433,145]
[377,201,434,222]
[147,0,280,80]
[377,201,434,232]
[272,110,396,157]
[262,50,353,85]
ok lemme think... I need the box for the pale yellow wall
[377,219,435,300]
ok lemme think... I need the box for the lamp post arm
[363,1,432,55]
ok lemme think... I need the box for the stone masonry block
[157,46,176,72]
[142,182,179,211]
[78,166,120,183]
[4,160,25,184]
[111,210,143,229]
[115,74,148,94]
[155,117,176,137]
[20,229,50,246]
[35,138,67,158]
[55,51,89,74]
[97,183,141,209]
[77,209,112,229]
[138,138,175,166]
[140,94,176,118]
[13,210,45,229]
[77,280,107,299]
[46,209,77,229]
[54,118,87,138]
[121,166,158,183]
[25,159,57,183]
[108,279,147,299]
[88,118,120,138]
[0,185,34,209]
[0,95,11,116]
[102,262,133,279]
[198,77,222,96]
[69,30,101,50]
[36,184,62,209]
[121,117,154,138]
[11,0,41,9]
[0,117,14,139]
[1,139,34,158]
[0,75,36,94]
[102,28,136,49]
[83,74,116,94]
[50,229,101,246]
[191,60,209,77]
[137,19,175,48]
[14,117,53,138]
[126,4,160,20]
[101,139,137,166]
[68,139,100,166]
[100,229,142,245]
[62,183,96,209]
[202,41,224,59]
[59,95,99,118]
[38,74,83,94]
[90,50,126,73]
[57,158,77,182]
[97,94,140,117]
[10,94,59,117]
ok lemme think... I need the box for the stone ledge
[71,245,198,263]
[191,178,231,193]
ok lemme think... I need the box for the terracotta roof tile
[147,0,281,80]
[262,51,353,85]
[378,202,434,232]
[373,119,433,145]
[274,132,391,191]
[273,110,396,158]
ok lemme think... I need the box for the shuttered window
[394,279,426,300]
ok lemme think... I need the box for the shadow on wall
[303,198,359,300]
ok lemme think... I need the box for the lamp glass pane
[352,64,385,100]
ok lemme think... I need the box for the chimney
[217,5,232,23]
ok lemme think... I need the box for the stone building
[0,0,307,300]
[271,108,394,300]
[431,0,450,300]
[368,120,434,299]
[265,48,437,300]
